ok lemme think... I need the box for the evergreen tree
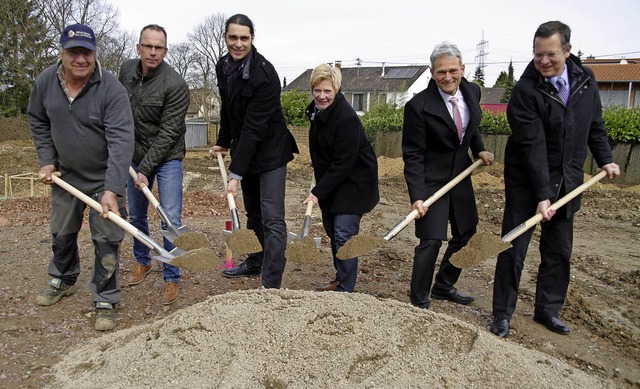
[283,76,287,88]
[472,66,485,87]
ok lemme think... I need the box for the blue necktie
[557,77,569,105]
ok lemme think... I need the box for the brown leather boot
[163,282,180,305]
[128,263,153,286]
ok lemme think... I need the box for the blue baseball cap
[60,24,96,51]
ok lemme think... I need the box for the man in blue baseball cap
[28,23,135,331]
[60,23,97,51]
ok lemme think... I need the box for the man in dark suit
[402,41,494,309]
[490,21,619,338]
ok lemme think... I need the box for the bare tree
[167,42,195,84]
[37,0,132,74]
[187,13,227,123]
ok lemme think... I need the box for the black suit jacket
[402,78,485,240]
[215,47,298,176]
[306,92,379,215]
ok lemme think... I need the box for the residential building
[284,62,431,114]
[583,57,640,108]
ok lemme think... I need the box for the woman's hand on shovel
[304,193,318,206]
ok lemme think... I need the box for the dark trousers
[410,207,475,307]
[492,207,573,320]
[321,211,362,292]
[241,166,288,288]
[48,186,125,304]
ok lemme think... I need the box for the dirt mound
[0,117,31,142]
[50,289,610,388]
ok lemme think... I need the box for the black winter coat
[306,92,379,215]
[504,55,613,216]
[215,47,298,176]
[119,60,189,177]
[402,78,485,240]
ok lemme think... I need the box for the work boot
[163,282,180,305]
[36,278,77,306]
[128,263,153,286]
[95,302,116,331]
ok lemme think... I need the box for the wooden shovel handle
[305,175,316,217]
[383,159,483,240]
[128,166,160,208]
[216,152,237,210]
[502,170,607,243]
[50,174,153,250]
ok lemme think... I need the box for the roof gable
[584,63,640,82]
[285,65,429,92]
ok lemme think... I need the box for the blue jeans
[321,211,362,292]
[127,160,183,282]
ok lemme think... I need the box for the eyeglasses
[139,43,166,51]
[533,50,564,61]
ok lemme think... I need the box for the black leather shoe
[490,318,510,338]
[222,262,261,278]
[430,287,475,305]
[533,314,570,335]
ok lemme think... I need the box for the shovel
[49,173,217,272]
[336,159,484,259]
[449,169,609,268]
[128,166,208,251]
[285,175,320,263]
[215,152,262,255]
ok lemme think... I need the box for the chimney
[381,62,386,77]
[335,60,342,69]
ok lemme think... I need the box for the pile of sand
[50,289,609,388]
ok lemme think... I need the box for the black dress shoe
[430,287,475,305]
[533,314,570,335]
[490,318,510,338]
[222,262,261,278]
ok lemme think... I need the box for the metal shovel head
[449,231,511,268]
[225,228,262,255]
[336,235,387,260]
[170,230,210,251]
[285,236,320,264]
[160,225,192,242]
[170,248,218,272]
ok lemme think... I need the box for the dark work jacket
[119,60,189,178]
[306,92,379,215]
[504,54,613,216]
[215,47,298,176]
[402,78,485,240]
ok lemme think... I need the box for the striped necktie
[557,77,569,105]
[449,97,463,141]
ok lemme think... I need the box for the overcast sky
[108,0,640,87]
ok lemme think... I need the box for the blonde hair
[310,63,342,92]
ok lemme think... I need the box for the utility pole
[474,30,489,86]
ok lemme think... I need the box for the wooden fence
[374,132,640,184]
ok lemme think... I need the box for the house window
[352,93,364,111]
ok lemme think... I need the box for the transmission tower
[474,30,489,77]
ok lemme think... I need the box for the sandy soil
[0,134,639,388]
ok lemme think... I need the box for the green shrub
[479,109,510,135]
[281,90,310,126]
[602,106,640,144]
[360,103,404,144]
